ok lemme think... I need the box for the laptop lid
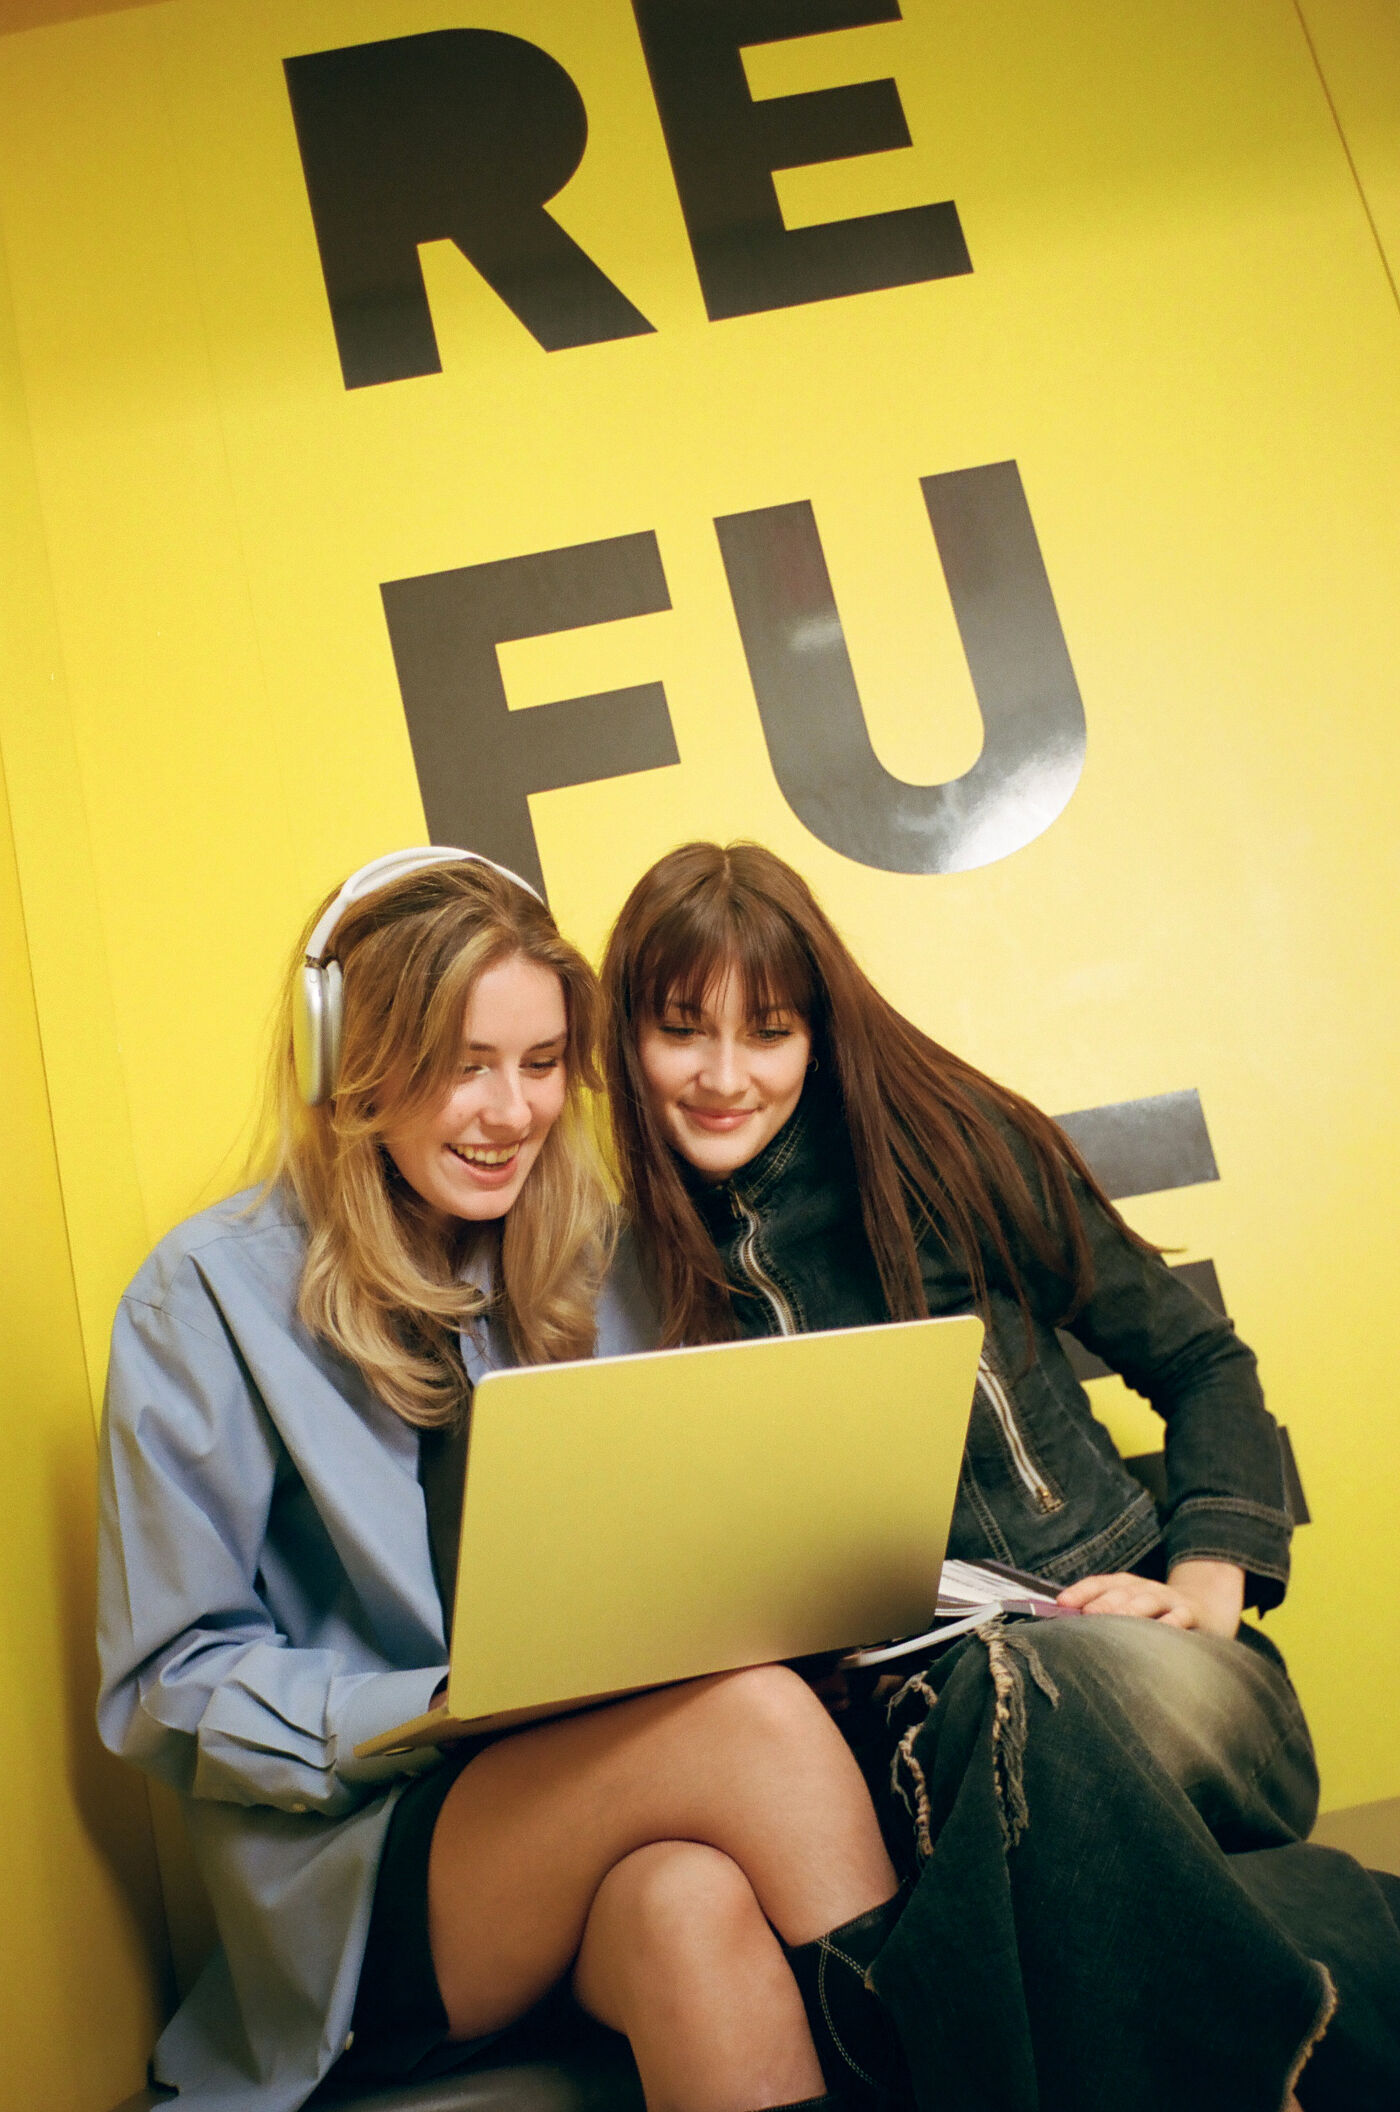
[444,1313,984,1728]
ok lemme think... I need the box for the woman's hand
[1056,1559,1244,1639]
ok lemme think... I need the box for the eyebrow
[659,999,795,1023]
[462,1033,568,1055]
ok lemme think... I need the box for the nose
[479,1066,531,1133]
[697,1034,745,1096]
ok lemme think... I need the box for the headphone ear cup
[294,959,341,1106]
[321,958,344,1101]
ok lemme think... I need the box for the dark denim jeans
[865,1616,1400,2111]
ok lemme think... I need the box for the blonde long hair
[264,859,612,1424]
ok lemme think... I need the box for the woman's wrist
[1165,1558,1245,1639]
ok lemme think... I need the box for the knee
[694,1660,833,1748]
[938,1616,1217,1758]
[590,1840,765,1983]
[1024,1606,1201,1689]
[1030,1612,1252,1721]
[1008,1617,1310,1793]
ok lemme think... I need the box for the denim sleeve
[1053,1178,1293,1609]
[97,1289,446,1815]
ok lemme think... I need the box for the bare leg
[427,1663,895,2040]
[572,1841,828,2112]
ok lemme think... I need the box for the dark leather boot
[783,1889,910,2106]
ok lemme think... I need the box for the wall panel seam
[1291,0,1400,319]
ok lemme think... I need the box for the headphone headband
[294,845,546,1106]
[303,845,544,966]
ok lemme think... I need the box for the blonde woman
[96,851,899,2112]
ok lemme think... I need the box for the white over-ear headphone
[292,846,545,1106]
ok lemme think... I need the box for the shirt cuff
[331,1665,450,1787]
[1165,1496,1291,1612]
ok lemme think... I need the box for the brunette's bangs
[632,891,816,1026]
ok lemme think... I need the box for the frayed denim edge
[888,1621,1062,1858]
[1283,1964,1337,2107]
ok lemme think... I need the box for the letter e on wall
[631,0,971,319]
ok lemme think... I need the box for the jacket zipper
[727,1184,1052,1509]
[732,1198,798,1336]
[976,1352,1060,1513]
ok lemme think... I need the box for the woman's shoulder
[120,1184,309,1333]
[596,1223,663,1356]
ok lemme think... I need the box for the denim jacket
[684,1090,1292,1610]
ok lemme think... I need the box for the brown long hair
[602,841,1148,1346]
[263,859,612,1422]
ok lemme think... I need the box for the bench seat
[114,2010,645,2112]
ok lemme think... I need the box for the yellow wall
[0,425,169,2101]
[0,1,1396,2098]
[1297,0,1400,285]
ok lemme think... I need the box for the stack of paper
[842,1556,1079,1669]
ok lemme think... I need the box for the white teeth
[448,1144,518,1166]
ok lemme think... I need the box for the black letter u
[715,462,1086,874]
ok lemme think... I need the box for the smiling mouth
[447,1142,522,1166]
[682,1104,756,1124]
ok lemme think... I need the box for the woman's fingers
[1056,1572,1200,1627]
[1056,1572,1144,1612]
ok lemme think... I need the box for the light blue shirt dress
[96,1185,656,2112]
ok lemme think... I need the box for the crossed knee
[588,1839,767,1977]
[575,1841,827,2104]
[690,1660,835,1744]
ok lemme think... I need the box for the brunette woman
[602,840,1400,2112]
[96,849,901,2112]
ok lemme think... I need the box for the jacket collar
[680,1088,830,1232]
